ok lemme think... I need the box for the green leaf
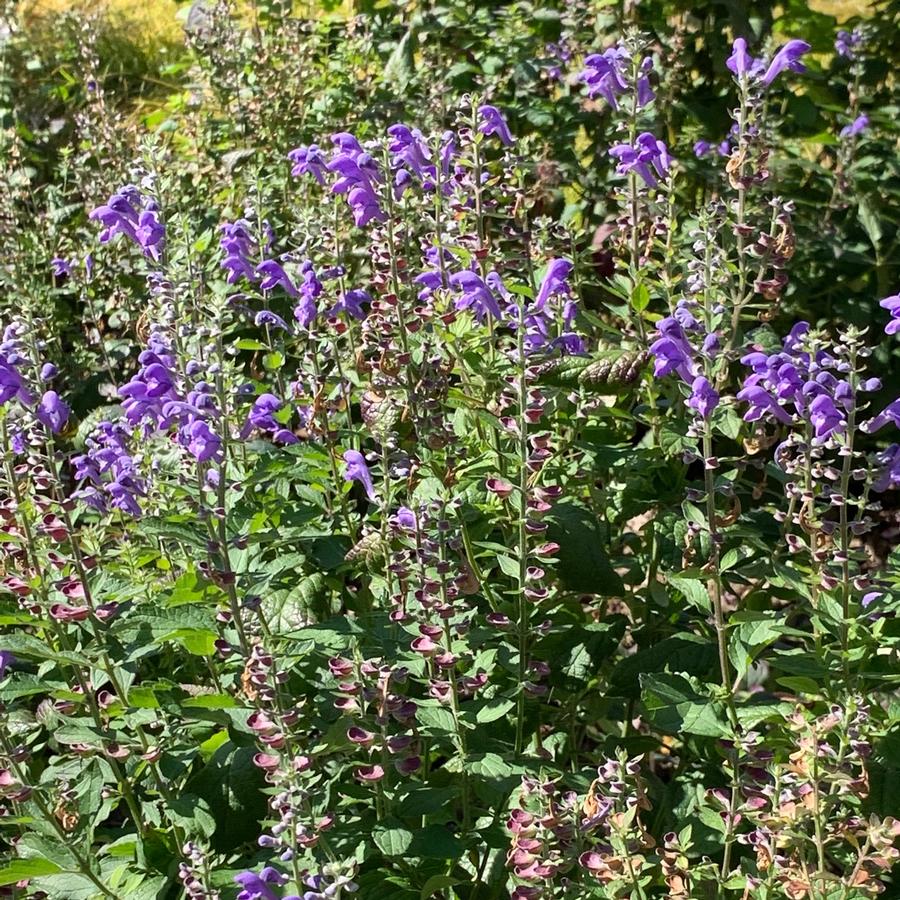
[641,673,727,737]
[421,875,462,899]
[373,821,414,856]
[545,502,624,595]
[0,859,63,886]
[668,574,711,613]
[468,753,513,779]
[475,697,515,724]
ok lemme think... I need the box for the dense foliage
[1,1,900,898]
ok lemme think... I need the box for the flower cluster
[72,419,145,516]
[726,37,811,88]
[119,327,222,463]
[609,133,672,189]
[89,184,166,261]
[579,42,654,110]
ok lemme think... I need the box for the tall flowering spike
[342,449,377,501]
[762,39,811,86]
[649,316,697,383]
[220,219,259,284]
[477,105,514,146]
[326,133,386,227]
[878,293,899,335]
[35,390,70,434]
[835,27,863,59]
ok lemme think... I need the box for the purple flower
[0,650,14,677]
[327,135,387,227]
[649,317,697,383]
[580,45,632,109]
[609,133,672,188]
[387,123,432,182]
[862,399,900,434]
[449,270,503,321]
[329,289,370,320]
[35,390,69,434]
[835,28,863,60]
[880,293,900,335]
[51,257,73,278]
[477,105,514,146]
[89,186,165,260]
[256,260,299,298]
[234,867,287,900]
[840,114,869,139]
[343,449,377,501]
[183,419,222,463]
[873,444,900,491]
[686,376,719,418]
[762,40,811,86]
[221,220,259,284]
[693,140,712,158]
[40,363,57,381]
[73,420,146,517]
[288,144,328,185]
[726,38,764,80]
[0,358,30,407]
[392,507,417,531]
[535,259,573,310]
[255,310,291,332]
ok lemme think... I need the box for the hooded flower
[477,105,514,146]
[342,449,377,501]
[762,39,811,86]
[449,270,503,321]
[534,259,573,310]
[880,293,900,335]
[609,133,672,188]
[840,114,869,139]
[35,391,69,434]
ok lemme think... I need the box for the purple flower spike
[477,105,514,146]
[343,449,377,501]
[880,293,900,335]
[762,39,811,86]
[35,390,70,434]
